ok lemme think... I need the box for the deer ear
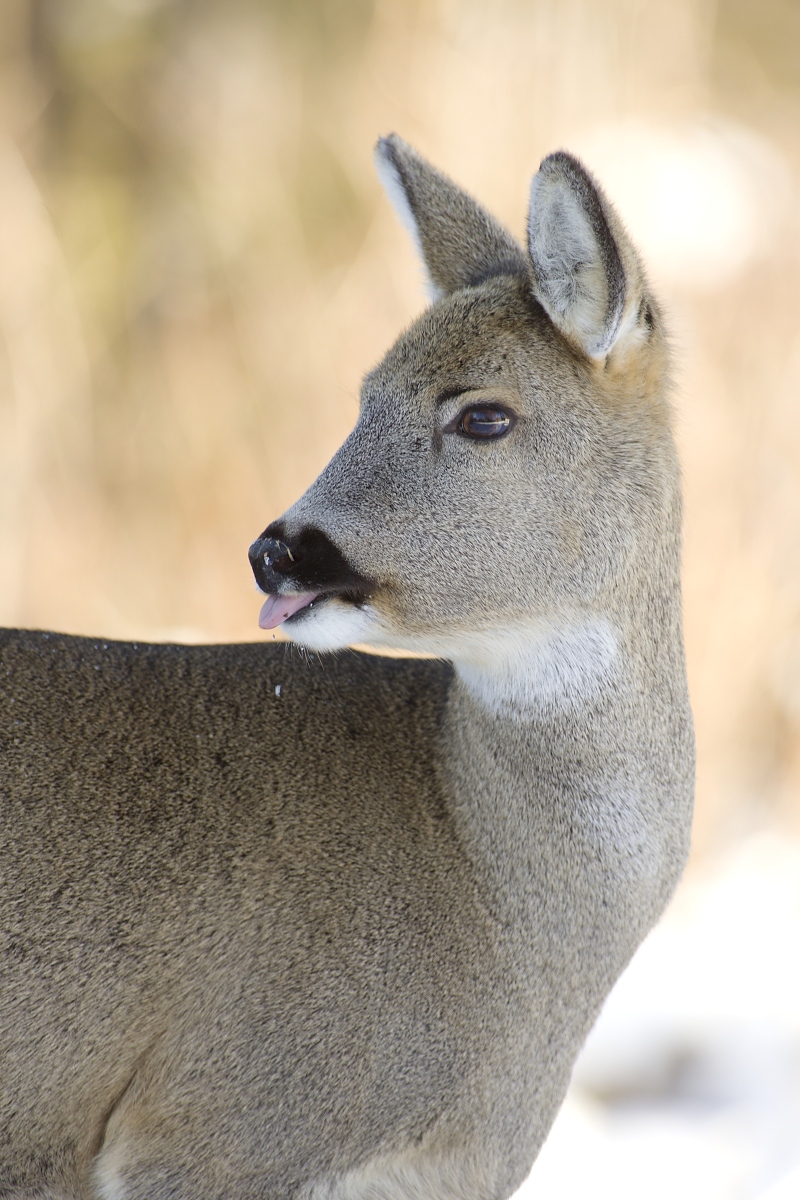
[527,152,644,360]
[375,134,526,301]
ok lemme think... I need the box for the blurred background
[1,0,799,1195]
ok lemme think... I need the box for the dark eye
[458,407,513,439]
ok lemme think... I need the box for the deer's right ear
[375,134,526,301]
[527,152,644,361]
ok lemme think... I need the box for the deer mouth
[258,591,322,630]
[258,587,374,631]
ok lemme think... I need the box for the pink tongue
[258,591,320,630]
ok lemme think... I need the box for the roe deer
[0,136,694,1200]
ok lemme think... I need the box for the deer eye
[458,407,513,439]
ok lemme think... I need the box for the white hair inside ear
[528,153,627,360]
[374,142,444,303]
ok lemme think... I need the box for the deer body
[0,140,694,1199]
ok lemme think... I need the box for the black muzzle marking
[248,523,374,601]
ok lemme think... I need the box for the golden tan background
[2,0,800,858]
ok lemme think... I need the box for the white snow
[516,830,800,1200]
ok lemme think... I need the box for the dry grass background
[2,0,800,859]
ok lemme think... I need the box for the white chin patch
[285,602,619,718]
[282,597,377,652]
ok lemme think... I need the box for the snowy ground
[515,831,800,1200]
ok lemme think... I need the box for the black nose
[248,536,298,577]
[247,523,374,598]
[248,529,303,594]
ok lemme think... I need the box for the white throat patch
[451,615,620,717]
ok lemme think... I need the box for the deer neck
[439,603,687,934]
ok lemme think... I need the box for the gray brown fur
[0,136,694,1199]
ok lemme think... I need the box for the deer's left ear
[375,134,527,301]
[527,152,646,360]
